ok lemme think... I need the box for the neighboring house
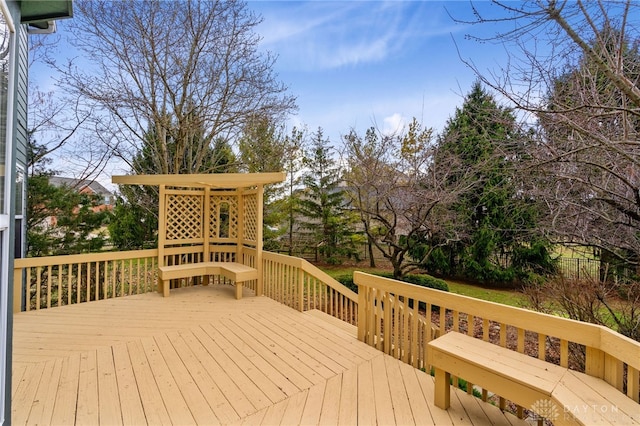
[46,177,114,226]
[0,2,72,424]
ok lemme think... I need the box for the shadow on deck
[12,285,527,425]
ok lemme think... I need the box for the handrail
[262,251,358,324]
[263,251,358,302]
[14,249,158,268]
[354,271,640,406]
[13,249,159,312]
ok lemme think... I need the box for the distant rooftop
[49,177,113,197]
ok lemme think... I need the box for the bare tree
[48,0,296,175]
[343,119,476,277]
[454,0,640,265]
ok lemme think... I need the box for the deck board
[12,285,529,425]
[112,343,147,426]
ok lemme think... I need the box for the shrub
[334,272,449,293]
[335,274,357,293]
[376,272,449,292]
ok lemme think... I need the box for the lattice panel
[209,194,239,239]
[243,193,258,242]
[165,193,203,240]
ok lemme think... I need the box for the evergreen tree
[26,141,110,256]
[298,128,357,264]
[433,81,553,285]
[282,127,305,256]
[110,115,238,250]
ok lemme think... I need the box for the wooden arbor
[112,173,285,296]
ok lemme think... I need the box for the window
[14,166,23,258]
[0,3,13,423]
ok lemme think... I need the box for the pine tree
[298,128,357,264]
[434,81,553,285]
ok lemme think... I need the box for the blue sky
[34,1,517,181]
[248,1,510,144]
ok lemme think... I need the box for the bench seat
[158,262,258,299]
[427,331,639,425]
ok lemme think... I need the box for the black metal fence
[556,257,637,283]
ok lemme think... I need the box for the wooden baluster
[560,339,569,368]
[86,262,91,301]
[627,366,639,402]
[480,318,490,402]
[312,276,317,310]
[367,287,374,345]
[135,258,140,294]
[144,257,149,293]
[112,259,117,298]
[119,260,124,297]
[538,333,546,361]
[329,284,334,316]
[128,259,133,296]
[67,264,72,306]
[402,298,410,364]
[517,328,525,353]
[452,310,459,332]
[46,265,52,308]
[410,301,419,368]
[466,313,475,395]
[482,318,489,342]
[57,265,62,307]
[35,267,41,310]
[393,295,400,358]
[604,353,624,392]
[103,261,109,300]
[425,303,433,372]
[78,263,84,304]
[376,289,384,351]
[499,323,507,347]
[383,291,392,355]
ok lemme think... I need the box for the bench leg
[434,367,451,409]
[158,278,170,297]
[235,282,243,300]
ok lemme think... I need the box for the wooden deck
[12,285,528,425]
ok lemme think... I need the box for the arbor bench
[158,262,258,299]
[427,331,639,425]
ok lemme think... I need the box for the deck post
[13,267,23,313]
[255,184,264,296]
[356,273,366,342]
[297,268,304,311]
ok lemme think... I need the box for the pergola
[112,172,286,296]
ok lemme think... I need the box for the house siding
[14,24,26,167]
[2,1,28,423]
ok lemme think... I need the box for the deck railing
[13,250,159,312]
[354,271,640,408]
[263,251,358,325]
[14,251,639,404]
[11,250,358,325]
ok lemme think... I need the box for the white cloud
[253,1,446,70]
[382,113,407,136]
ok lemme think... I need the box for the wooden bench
[158,262,258,299]
[427,331,640,425]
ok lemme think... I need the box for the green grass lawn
[445,279,526,307]
[319,265,526,308]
